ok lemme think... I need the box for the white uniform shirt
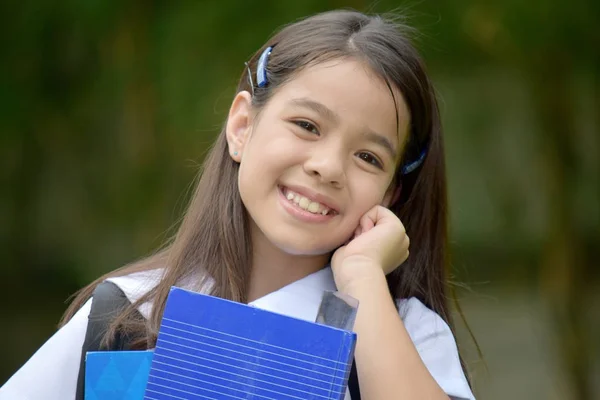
[0,267,475,400]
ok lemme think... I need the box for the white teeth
[283,187,332,216]
[299,197,310,209]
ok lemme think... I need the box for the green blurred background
[1,0,598,398]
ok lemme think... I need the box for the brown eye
[293,120,320,135]
[357,152,383,169]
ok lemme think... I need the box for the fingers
[400,230,410,264]
[357,218,371,236]
[361,205,399,231]
[357,207,377,235]
[354,225,363,238]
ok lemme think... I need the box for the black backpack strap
[348,358,361,399]
[75,281,136,400]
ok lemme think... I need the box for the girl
[1,10,475,400]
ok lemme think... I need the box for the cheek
[245,127,299,166]
[348,179,390,213]
[237,135,298,199]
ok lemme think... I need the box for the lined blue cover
[145,287,356,400]
[85,350,153,399]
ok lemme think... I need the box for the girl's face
[227,59,410,256]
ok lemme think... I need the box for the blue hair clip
[401,149,427,175]
[256,46,273,88]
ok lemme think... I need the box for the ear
[225,91,253,163]
[382,181,402,208]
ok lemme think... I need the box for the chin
[271,237,339,257]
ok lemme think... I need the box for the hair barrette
[256,46,273,88]
[245,46,273,96]
[401,149,427,174]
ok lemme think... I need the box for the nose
[303,142,346,188]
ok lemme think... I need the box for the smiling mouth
[279,186,338,216]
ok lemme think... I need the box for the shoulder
[396,297,476,400]
[106,268,164,302]
[106,268,165,318]
[397,297,453,346]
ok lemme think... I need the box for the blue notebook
[145,287,357,400]
[85,350,153,399]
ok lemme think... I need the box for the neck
[247,225,330,303]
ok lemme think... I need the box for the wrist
[335,261,388,297]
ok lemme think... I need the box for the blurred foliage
[0,0,598,398]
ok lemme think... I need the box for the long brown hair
[61,9,459,359]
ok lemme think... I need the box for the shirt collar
[109,266,336,323]
[249,266,336,322]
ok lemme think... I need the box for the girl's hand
[331,205,409,293]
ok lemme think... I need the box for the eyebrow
[290,98,339,124]
[289,97,398,160]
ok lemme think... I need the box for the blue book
[145,287,357,400]
[85,350,153,399]
[84,287,357,399]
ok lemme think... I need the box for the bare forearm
[344,270,448,400]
